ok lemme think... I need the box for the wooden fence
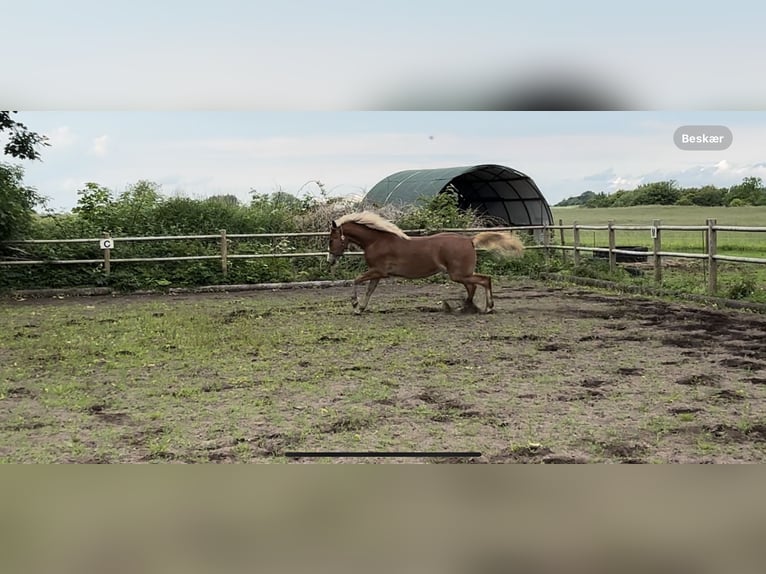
[2,219,765,295]
[534,218,766,294]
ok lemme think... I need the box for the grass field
[552,205,766,227]
[550,205,766,302]
[2,281,765,463]
[552,205,766,257]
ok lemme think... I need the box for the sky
[7,111,766,212]
[3,2,766,212]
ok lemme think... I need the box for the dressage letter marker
[99,238,114,249]
[284,451,481,459]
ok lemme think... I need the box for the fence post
[707,219,717,295]
[572,221,580,266]
[558,219,567,264]
[607,220,616,273]
[652,219,662,284]
[542,223,550,262]
[220,229,228,277]
[102,232,111,277]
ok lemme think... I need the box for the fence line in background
[2,221,766,295]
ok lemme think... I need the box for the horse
[326,211,525,314]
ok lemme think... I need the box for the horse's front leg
[352,282,359,309]
[351,270,385,314]
[357,279,380,314]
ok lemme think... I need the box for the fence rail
[2,219,765,295]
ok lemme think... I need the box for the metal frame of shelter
[363,164,553,228]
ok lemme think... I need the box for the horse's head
[327,220,349,265]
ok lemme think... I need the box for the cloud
[46,126,76,147]
[583,168,617,181]
[714,159,731,174]
[609,175,643,190]
[614,161,765,191]
[91,135,109,157]
[553,159,766,204]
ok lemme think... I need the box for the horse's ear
[331,221,337,229]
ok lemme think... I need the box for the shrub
[3,183,534,292]
[0,163,44,244]
[724,274,756,300]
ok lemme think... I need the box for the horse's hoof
[441,301,453,313]
[484,307,496,315]
[460,304,479,314]
[353,307,362,315]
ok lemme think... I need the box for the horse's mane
[334,211,411,240]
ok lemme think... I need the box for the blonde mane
[334,211,411,240]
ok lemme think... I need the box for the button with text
[674,125,732,150]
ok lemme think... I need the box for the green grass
[548,205,766,302]
[2,281,765,463]
[552,205,766,227]
[0,290,467,463]
[552,205,766,257]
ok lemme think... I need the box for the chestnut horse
[327,211,524,314]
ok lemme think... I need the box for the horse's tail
[471,232,525,257]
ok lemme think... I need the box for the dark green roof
[364,164,552,226]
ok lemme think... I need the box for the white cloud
[609,176,643,190]
[91,135,109,157]
[46,126,76,147]
[714,159,731,174]
[584,168,617,182]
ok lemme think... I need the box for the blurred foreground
[2,468,765,574]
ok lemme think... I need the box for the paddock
[1,279,764,463]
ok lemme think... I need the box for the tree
[0,163,43,242]
[631,181,680,205]
[0,111,50,160]
[205,194,240,206]
[608,189,631,207]
[689,185,726,206]
[726,177,765,206]
[0,112,49,244]
[72,182,114,232]
[584,191,613,208]
[555,190,597,207]
[112,181,164,234]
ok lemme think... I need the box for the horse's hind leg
[460,282,479,313]
[479,274,494,312]
[452,274,493,313]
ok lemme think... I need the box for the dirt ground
[2,279,765,463]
